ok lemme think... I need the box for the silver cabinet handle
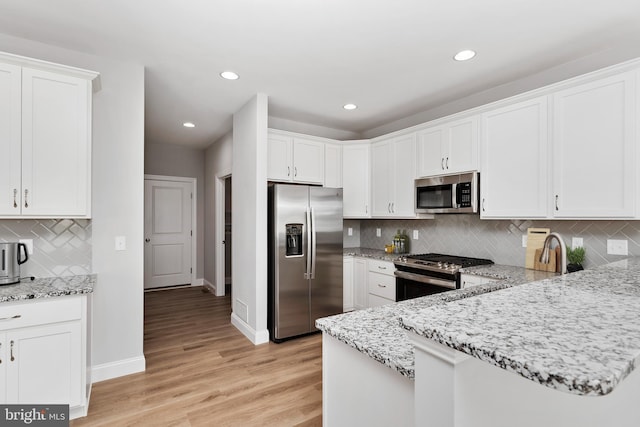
[446,157,449,169]
[482,198,486,212]
[365,204,368,214]
[387,202,391,213]
[145,238,150,242]
[13,189,17,208]
[391,202,394,213]
[294,167,297,177]
[10,340,15,362]
[555,195,559,211]
[287,166,290,177]
[0,342,2,364]
[0,314,21,321]
[24,189,28,208]
[378,266,387,270]
[377,284,387,288]
[441,158,445,170]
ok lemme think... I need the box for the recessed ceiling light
[343,103,357,110]
[454,50,476,61]
[183,122,195,128]
[220,71,239,80]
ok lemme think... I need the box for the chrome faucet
[539,232,567,274]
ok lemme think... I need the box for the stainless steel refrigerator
[268,183,343,342]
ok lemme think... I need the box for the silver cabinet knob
[145,238,150,242]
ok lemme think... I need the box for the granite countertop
[0,274,96,303]
[316,263,555,379]
[401,258,640,396]
[343,247,400,262]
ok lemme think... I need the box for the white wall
[0,34,146,380]
[145,142,205,279]
[204,132,233,287]
[230,94,269,344]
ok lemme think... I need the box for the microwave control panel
[457,182,472,208]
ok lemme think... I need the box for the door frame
[214,169,231,296]
[144,174,198,287]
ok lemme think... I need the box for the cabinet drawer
[0,296,82,331]
[368,293,394,308]
[460,274,497,289]
[368,259,395,276]
[368,272,396,300]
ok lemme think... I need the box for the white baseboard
[231,313,269,345]
[191,278,204,287]
[203,279,217,294]
[91,355,146,383]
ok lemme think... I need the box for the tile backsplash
[356,215,640,269]
[0,219,92,278]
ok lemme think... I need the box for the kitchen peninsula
[317,259,640,426]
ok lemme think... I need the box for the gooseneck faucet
[539,232,567,274]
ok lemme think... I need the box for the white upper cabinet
[416,116,479,177]
[481,96,549,218]
[371,134,416,218]
[552,72,636,218]
[267,132,325,185]
[0,63,21,216]
[324,143,343,188]
[342,143,371,218]
[0,54,97,218]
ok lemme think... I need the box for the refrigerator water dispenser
[286,224,303,256]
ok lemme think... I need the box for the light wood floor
[71,287,322,427]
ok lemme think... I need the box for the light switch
[376,228,381,237]
[572,237,583,248]
[115,236,127,251]
[522,235,528,248]
[607,239,627,255]
[413,230,419,240]
[348,227,353,236]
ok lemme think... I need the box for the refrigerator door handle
[305,207,312,279]
[310,207,317,279]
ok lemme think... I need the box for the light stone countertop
[316,262,556,379]
[400,258,640,396]
[0,274,96,303]
[343,247,400,262]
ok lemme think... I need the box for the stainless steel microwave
[415,172,479,214]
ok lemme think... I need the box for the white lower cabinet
[0,295,90,419]
[460,274,497,289]
[353,258,368,310]
[343,256,354,312]
[367,259,396,307]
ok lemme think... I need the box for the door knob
[145,238,150,242]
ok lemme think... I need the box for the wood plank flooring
[71,287,322,426]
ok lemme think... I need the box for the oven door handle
[394,271,457,289]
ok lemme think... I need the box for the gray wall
[145,142,205,279]
[359,216,640,269]
[0,34,146,379]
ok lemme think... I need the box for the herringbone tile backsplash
[0,219,91,278]
[356,216,640,269]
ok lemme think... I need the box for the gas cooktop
[394,253,494,275]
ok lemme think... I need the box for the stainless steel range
[394,253,493,301]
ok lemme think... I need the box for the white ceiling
[1,0,640,148]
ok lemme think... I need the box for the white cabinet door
[481,97,549,218]
[343,144,371,218]
[0,63,21,216]
[371,141,393,216]
[447,117,478,174]
[353,258,368,310]
[552,72,636,218]
[416,126,445,177]
[343,256,354,312]
[267,133,293,182]
[293,137,324,184]
[0,333,6,402]
[21,68,91,217]
[6,322,82,406]
[325,143,343,188]
[392,134,417,217]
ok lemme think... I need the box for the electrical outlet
[115,236,127,251]
[376,228,381,237]
[413,230,419,240]
[347,227,353,236]
[19,239,34,254]
[607,239,628,255]
[522,235,527,248]
[572,237,583,248]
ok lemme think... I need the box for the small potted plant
[567,246,586,273]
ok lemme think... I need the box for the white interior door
[144,179,193,289]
